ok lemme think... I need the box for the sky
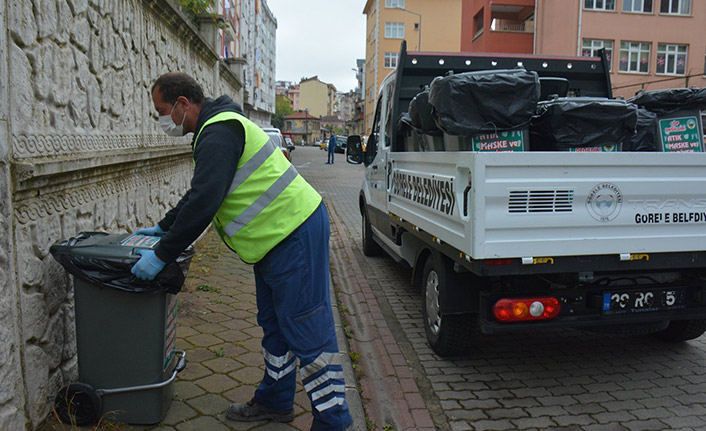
[265,0,367,93]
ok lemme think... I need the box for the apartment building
[536,0,706,99]
[465,0,706,99]
[363,0,464,132]
[363,0,705,133]
[218,0,277,126]
[244,0,277,124]
[299,76,337,118]
[218,0,241,59]
[276,81,300,110]
[338,90,357,122]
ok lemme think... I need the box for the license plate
[602,288,685,314]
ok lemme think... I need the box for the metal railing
[490,20,534,33]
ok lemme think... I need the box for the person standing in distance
[327,133,336,164]
[132,72,353,430]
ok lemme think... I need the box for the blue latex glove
[135,225,165,236]
[131,249,166,281]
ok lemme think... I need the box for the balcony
[490,3,534,34]
[491,19,534,33]
[466,3,534,53]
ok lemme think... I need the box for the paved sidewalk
[40,224,365,431]
[40,147,428,431]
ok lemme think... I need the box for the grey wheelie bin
[50,231,194,425]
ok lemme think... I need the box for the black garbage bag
[622,108,658,151]
[50,232,195,294]
[529,97,638,151]
[408,89,439,133]
[428,69,539,136]
[628,87,706,115]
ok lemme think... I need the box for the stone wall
[1,0,242,428]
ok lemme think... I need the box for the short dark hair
[152,72,205,104]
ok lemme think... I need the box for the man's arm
[154,120,246,263]
[158,189,192,231]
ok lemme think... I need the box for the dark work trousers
[327,142,335,163]
[252,202,352,430]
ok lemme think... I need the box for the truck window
[366,96,383,163]
[384,91,394,148]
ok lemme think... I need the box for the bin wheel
[54,383,102,426]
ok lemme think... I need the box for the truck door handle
[372,165,378,170]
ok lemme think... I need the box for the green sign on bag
[659,116,702,152]
[472,130,525,152]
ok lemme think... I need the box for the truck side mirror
[346,135,364,165]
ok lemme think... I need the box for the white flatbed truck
[347,42,706,356]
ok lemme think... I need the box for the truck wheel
[422,254,473,356]
[652,319,706,342]
[362,209,382,257]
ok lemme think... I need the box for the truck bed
[388,151,706,260]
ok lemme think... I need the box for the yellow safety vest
[194,111,322,263]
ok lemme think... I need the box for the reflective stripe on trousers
[300,352,346,412]
[263,348,297,381]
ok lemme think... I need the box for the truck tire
[652,319,706,342]
[421,253,474,356]
[362,209,382,257]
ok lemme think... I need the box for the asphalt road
[294,144,706,431]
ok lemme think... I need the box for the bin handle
[175,351,187,373]
[95,350,186,396]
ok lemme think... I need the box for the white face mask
[159,100,187,137]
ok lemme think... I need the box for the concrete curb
[331,271,367,430]
[327,200,436,431]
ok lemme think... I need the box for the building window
[385,0,404,8]
[584,0,616,10]
[657,44,687,75]
[473,9,484,39]
[660,0,691,14]
[582,39,613,69]
[384,52,398,69]
[623,0,653,12]
[385,22,404,39]
[619,41,651,73]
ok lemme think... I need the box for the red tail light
[493,297,561,322]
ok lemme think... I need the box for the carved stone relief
[3,0,242,428]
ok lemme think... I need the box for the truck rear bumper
[478,286,706,334]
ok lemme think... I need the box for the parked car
[334,135,347,154]
[261,127,292,161]
[282,132,295,148]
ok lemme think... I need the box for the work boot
[226,399,294,422]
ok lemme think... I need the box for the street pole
[395,7,422,51]
[305,109,309,145]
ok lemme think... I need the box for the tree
[177,0,225,28]
[272,95,293,129]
